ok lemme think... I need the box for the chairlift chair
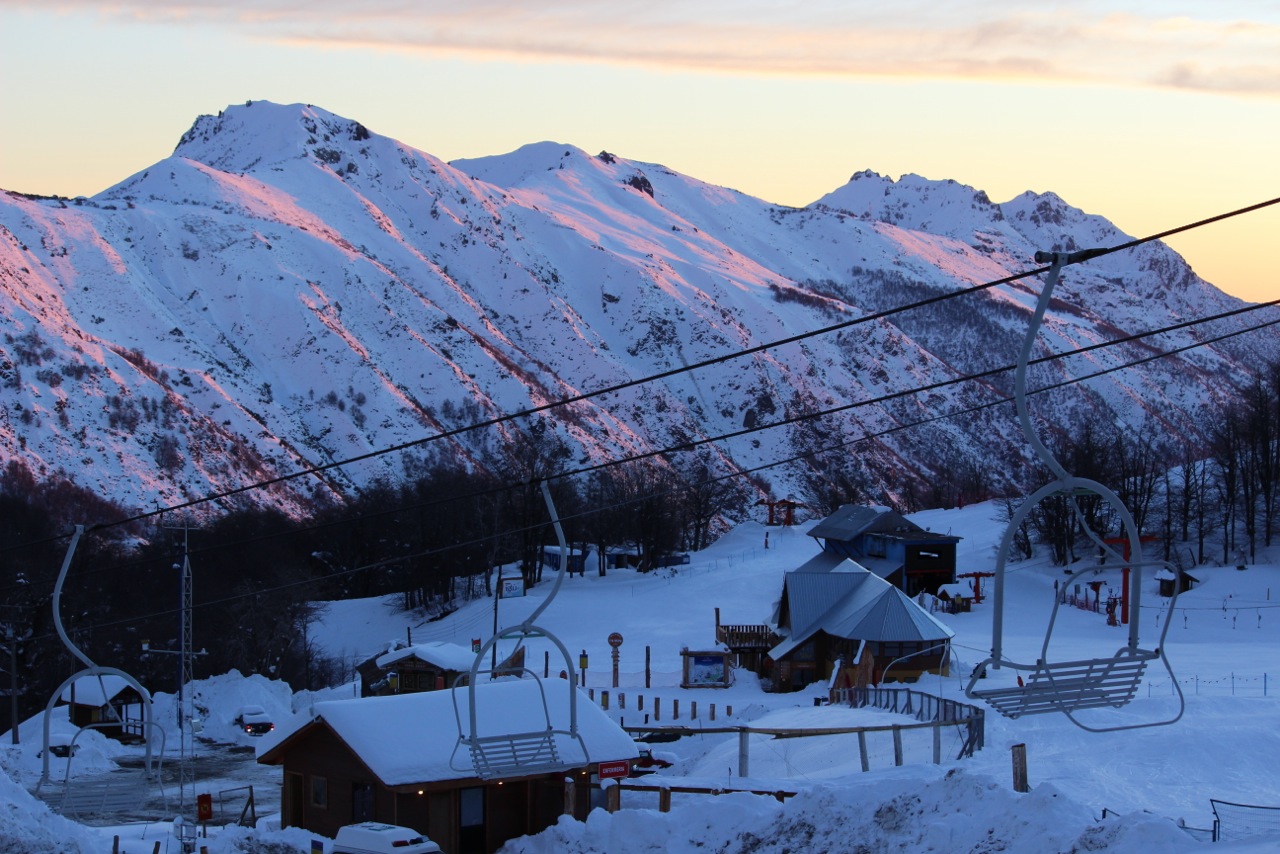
[963,251,1185,732]
[451,480,590,778]
[38,526,165,810]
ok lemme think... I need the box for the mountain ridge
[0,100,1270,516]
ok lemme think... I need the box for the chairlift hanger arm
[967,246,1185,732]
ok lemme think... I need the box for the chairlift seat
[41,770,153,817]
[464,727,570,779]
[969,650,1151,719]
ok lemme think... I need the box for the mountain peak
[173,101,372,175]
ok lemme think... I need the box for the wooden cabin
[59,674,147,743]
[357,641,478,698]
[257,680,637,854]
[1155,568,1200,598]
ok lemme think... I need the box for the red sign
[598,759,630,780]
[608,632,624,648]
[196,792,213,822]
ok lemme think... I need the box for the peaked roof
[375,641,478,672]
[774,557,868,631]
[59,674,134,706]
[769,560,953,661]
[807,505,920,542]
[257,678,637,786]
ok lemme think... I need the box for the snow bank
[501,768,1200,853]
[0,766,104,853]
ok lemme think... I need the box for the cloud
[13,1,1280,95]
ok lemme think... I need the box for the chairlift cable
[16,306,1280,632]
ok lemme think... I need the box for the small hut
[257,680,637,852]
[59,674,146,743]
[357,641,478,698]
[1155,568,1200,598]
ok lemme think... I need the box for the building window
[310,775,328,809]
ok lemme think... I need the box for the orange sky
[1,3,1276,302]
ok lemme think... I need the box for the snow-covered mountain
[0,101,1270,513]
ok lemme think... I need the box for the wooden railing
[832,685,985,757]
[715,623,778,650]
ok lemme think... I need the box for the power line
[2,290,1275,605]
[6,294,1273,600]
[40,303,1280,640]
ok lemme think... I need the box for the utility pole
[150,522,202,817]
[1,617,29,745]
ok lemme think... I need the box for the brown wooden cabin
[59,674,147,743]
[258,679,637,854]
[1155,568,1199,598]
[357,641,478,698]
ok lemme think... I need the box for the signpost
[608,632,623,688]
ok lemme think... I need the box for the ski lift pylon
[451,480,589,778]
[963,251,1185,732]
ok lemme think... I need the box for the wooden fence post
[933,724,941,764]
[738,728,750,777]
[691,700,697,720]
[564,777,577,815]
[601,691,609,710]
[606,781,621,813]
[858,731,869,772]
[1012,743,1029,792]
[673,699,680,720]
[710,703,716,721]
[892,725,903,766]
[655,697,661,721]
[659,788,672,813]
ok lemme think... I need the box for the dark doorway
[352,782,375,822]
[459,786,485,854]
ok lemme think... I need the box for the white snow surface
[3,501,1280,851]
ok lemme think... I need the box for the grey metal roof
[806,504,920,542]
[792,552,850,573]
[768,562,953,659]
[826,583,954,643]
[777,566,870,633]
[856,556,904,580]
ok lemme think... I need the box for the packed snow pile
[0,765,107,853]
[504,767,1199,853]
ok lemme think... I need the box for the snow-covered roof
[375,641,478,672]
[936,581,973,598]
[258,679,637,786]
[58,674,133,706]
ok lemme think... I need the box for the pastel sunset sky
[1,1,1277,301]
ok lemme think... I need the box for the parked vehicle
[333,822,442,854]
[232,705,274,736]
[630,746,673,776]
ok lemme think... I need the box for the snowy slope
[4,502,1280,851]
[0,101,1273,514]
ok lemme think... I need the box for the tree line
[0,429,751,732]
[2,359,1276,733]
